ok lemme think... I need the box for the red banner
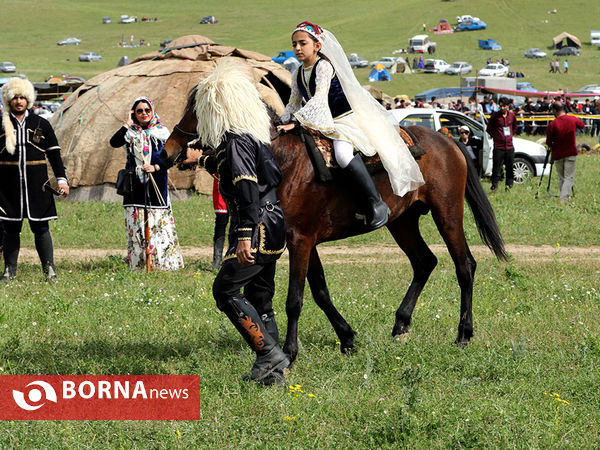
[0,375,200,420]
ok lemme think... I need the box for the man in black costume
[182,59,290,385]
[0,78,69,282]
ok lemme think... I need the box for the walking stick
[543,160,557,198]
[143,173,151,273]
[535,150,551,199]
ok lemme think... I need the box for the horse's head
[163,87,199,167]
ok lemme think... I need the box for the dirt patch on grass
[15,244,600,264]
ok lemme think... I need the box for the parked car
[348,54,368,68]
[57,37,81,46]
[369,57,399,69]
[457,18,487,31]
[389,108,549,183]
[423,59,450,73]
[200,16,217,24]
[479,63,508,77]
[445,61,472,75]
[516,82,538,92]
[272,51,297,64]
[478,39,502,50]
[408,34,436,53]
[0,62,16,73]
[524,48,547,58]
[102,17,112,24]
[120,15,137,24]
[553,46,580,56]
[78,52,102,62]
[573,84,600,95]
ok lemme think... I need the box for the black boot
[344,155,389,230]
[220,296,290,385]
[1,232,20,283]
[209,236,225,270]
[261,311,279,343]
[35,231,56,282]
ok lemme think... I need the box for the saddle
[299,126,426,183]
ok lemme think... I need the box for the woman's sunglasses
[136,108,151,114]
[460,130,470,134]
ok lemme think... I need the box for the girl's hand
[276,123,296,133]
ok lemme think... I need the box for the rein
[173,123,198,140]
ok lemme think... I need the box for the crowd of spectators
[388,94,600,137]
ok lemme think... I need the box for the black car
[200,16,217,24]
[553,46,580,56]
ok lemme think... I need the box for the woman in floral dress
[110,97,184,271]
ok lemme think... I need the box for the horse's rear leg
[431,205,477,345]
[387,210,438,337]
[283,238,314,363]
[307,247,356,354]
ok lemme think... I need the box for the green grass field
[2,1,600,447]
[1,156,599,447]
[2,0,600,97]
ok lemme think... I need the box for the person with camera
[110,97,183,271]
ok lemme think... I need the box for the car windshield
[399,114,435,129]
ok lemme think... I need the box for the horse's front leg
[283,237,314,362]
[307,247,356,354]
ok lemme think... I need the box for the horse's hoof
[391,323,409,337]
[340,344,356,355]
[283,346,298,363]
[395,333,409,345]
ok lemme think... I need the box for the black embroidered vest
[297,58,352,119]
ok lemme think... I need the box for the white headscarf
[293,22,424,196]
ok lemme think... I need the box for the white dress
[281,57,424,197]
[281,60,376,156]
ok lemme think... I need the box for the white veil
[319,29,424,196]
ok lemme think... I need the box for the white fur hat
[1,78,35,154]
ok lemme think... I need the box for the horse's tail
[456,141,508,261]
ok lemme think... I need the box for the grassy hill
[1,0,599,98]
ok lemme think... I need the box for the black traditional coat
[198,132,286,264]
[0,111,66,221]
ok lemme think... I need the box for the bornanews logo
[1,375,200,420]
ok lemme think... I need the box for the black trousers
[491,148,515,188]
[213,258,277,316]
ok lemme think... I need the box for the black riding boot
[35,231,56,282]
[209,236,225,270]
[260,311,279,343]
[2,232,20,282]
[344,155,390,230]
[220,296,290,385]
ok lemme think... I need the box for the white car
[445,62,473,75]
[78,52,102,62]
[423,59,450,73]
[389,108,550,183]
[479,63,508,77]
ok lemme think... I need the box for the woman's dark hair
[131,99,152,126]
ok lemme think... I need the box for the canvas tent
[368,64,392,82]
[51,35,291,197]
[552,32,581,49]
[435,19,454,34]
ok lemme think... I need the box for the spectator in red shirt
[486,97,518,191]
[545,101,585,202]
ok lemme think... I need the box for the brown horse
[164,101,507,363]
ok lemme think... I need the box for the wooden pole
[144,206,151,273]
